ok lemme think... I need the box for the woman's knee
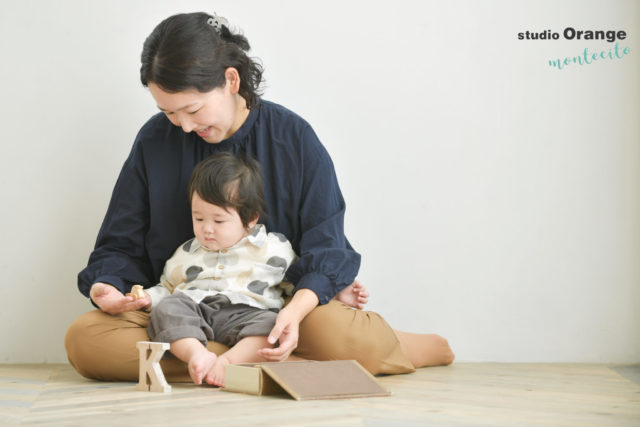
[297,301,416,374]
[299,302,355,357]
[299,301,391,359]
[65,311,102,379]
[64,310,150,381]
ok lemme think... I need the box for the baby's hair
[140,12,263,109]
[188,152,266,228]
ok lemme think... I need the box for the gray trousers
[147,293,277,347]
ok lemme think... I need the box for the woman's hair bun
[218,25,250,51]
[207,13,250,51]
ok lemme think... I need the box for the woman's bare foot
[393,330,455,368]
[188,349,218,385]
[205,354,230,387]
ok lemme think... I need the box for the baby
[133,152,367,386]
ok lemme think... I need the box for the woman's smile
[196,126,213,138]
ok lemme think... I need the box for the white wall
[0,0,638,363]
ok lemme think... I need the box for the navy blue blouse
[78,100,361,305]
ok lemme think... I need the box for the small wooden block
[130,284,146,300]
[136,341,171,393]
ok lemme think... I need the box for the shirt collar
[246,224,267,247]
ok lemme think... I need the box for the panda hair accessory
[207,13,229,33]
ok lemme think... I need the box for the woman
[65,11,454,382]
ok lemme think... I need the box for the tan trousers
[64,300,415,382]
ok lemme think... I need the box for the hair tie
[207,13,229,33]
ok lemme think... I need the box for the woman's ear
[224,67,241,94]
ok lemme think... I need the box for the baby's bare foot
[205,354,230,387]
[188,350,217,385]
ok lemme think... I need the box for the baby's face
[191,192,247,251]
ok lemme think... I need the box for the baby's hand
[334,280,369,309]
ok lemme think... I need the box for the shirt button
[214,277,220,281]
[218,265,225,269]
[221,249,228,254]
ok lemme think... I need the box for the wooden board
[223,360,390,400]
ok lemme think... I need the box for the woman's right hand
[90,282,150,314]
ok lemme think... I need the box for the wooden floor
[1,363,639,426]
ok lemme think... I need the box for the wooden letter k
[136,341,172,392]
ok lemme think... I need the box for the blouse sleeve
[284,125,361,304]
[76,136,153,298]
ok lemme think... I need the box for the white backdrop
[0,0,638,363]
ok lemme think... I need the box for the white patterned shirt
[146,225,297,311]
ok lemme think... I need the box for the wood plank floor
[1,363,638,426]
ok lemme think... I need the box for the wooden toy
[128,284,146,300]
[136,341,171,392]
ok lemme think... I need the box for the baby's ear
[247,214,259,229]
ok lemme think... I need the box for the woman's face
[148,79,246,144]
